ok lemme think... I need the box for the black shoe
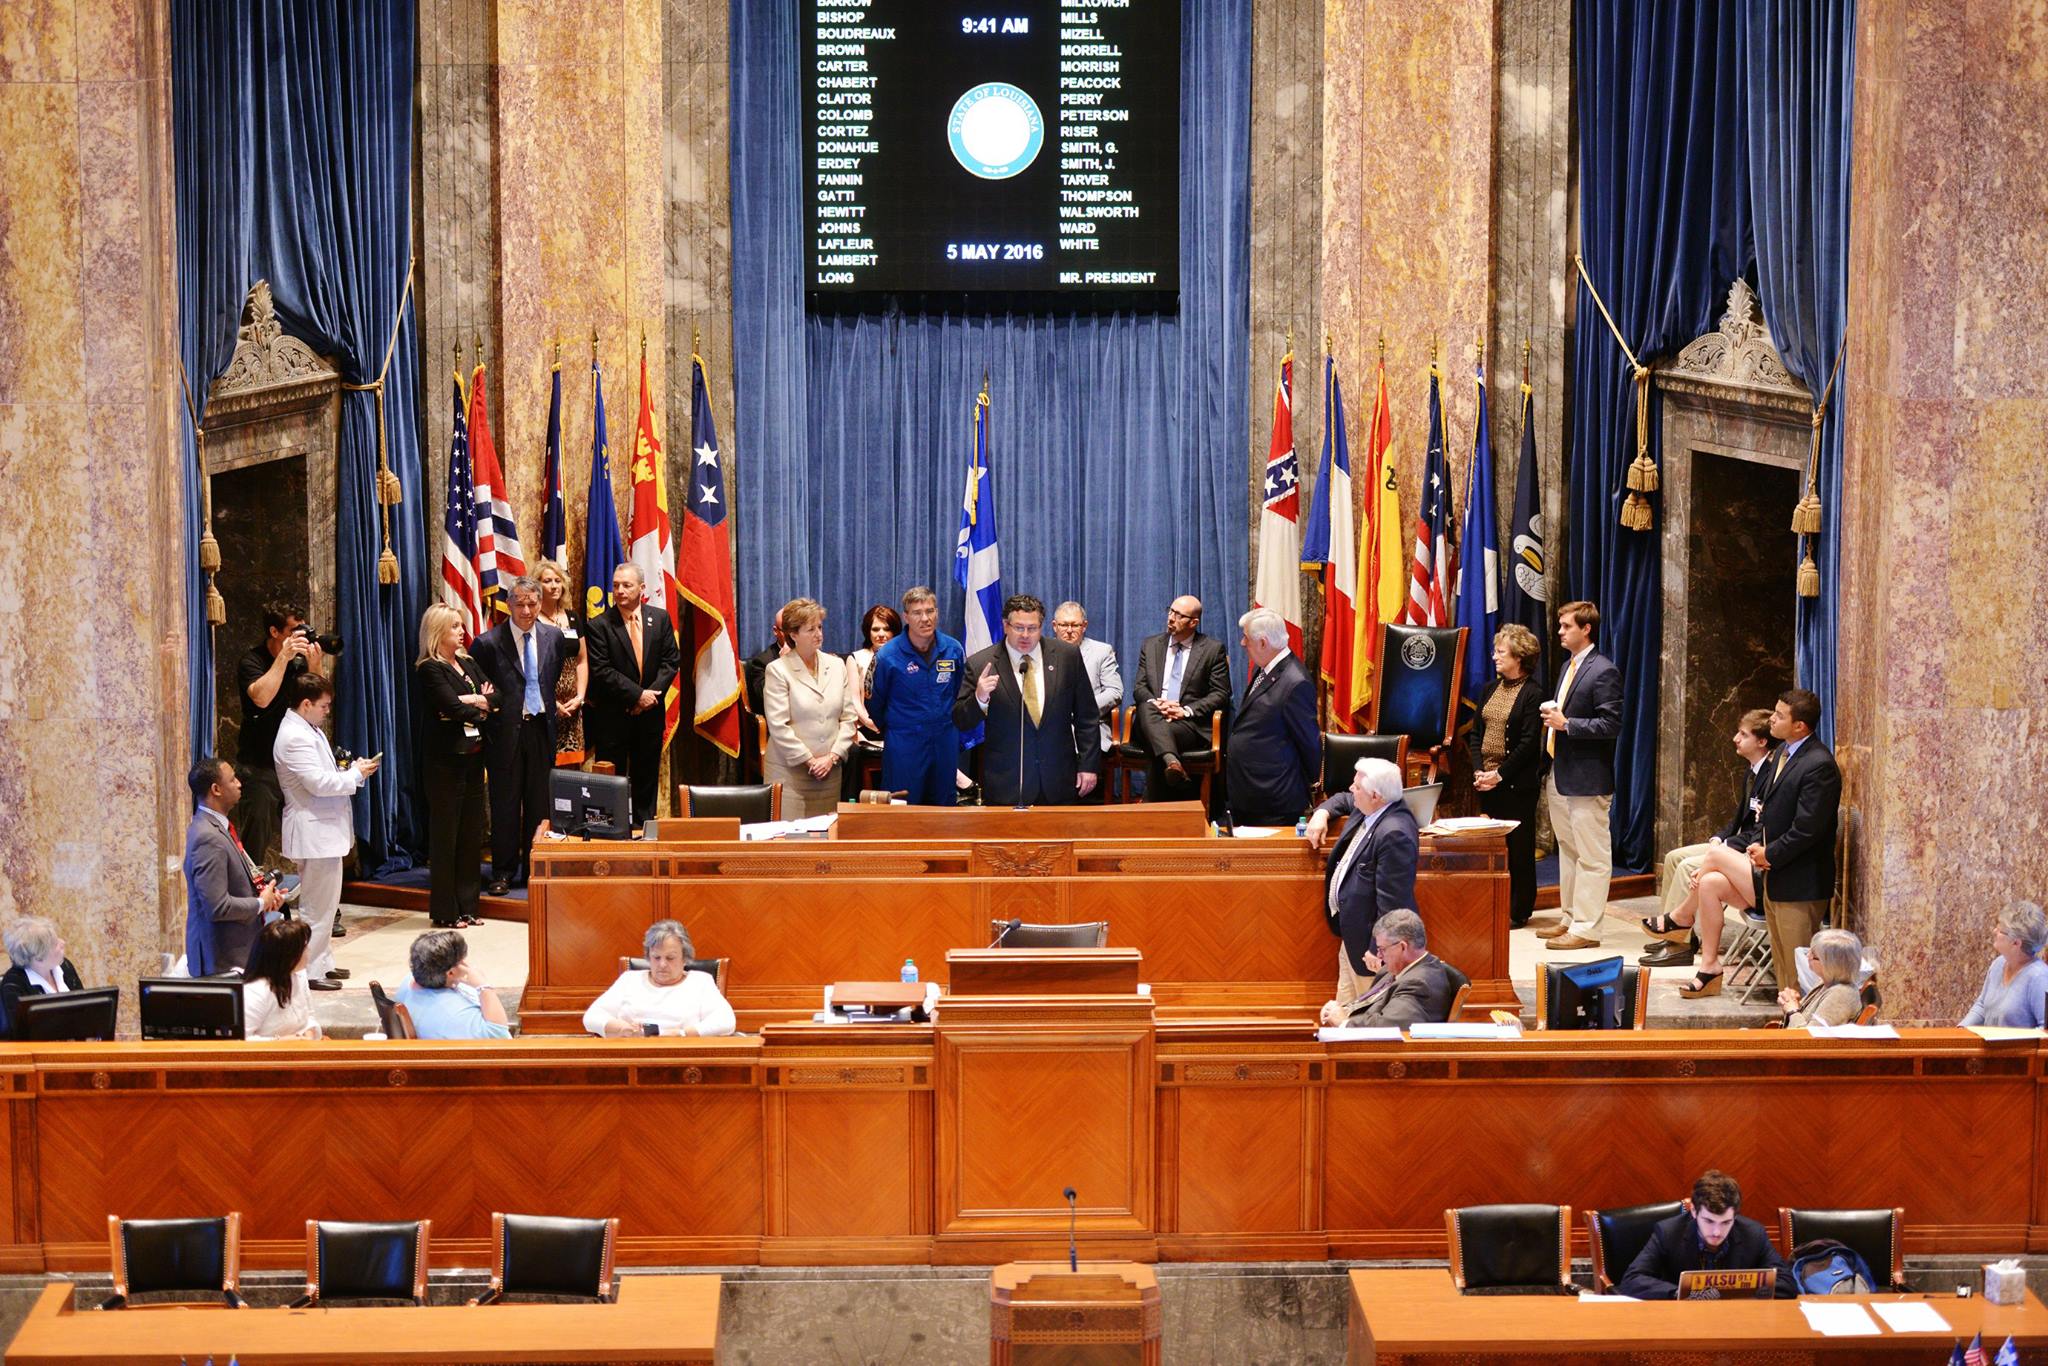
[332,917,346,938]
[309,977,342,991]
[325,968,350,980]
[1640,943,1696,967]
[485,879,511,897]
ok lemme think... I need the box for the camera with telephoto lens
[293,623,344,655]
[253,867,301,904]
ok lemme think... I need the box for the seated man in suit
[1617,1170,1798,1300]
[1304,757,1419,1023]
[183,756,285,977]
[1225,607,1320,828]
[1342,910,1456,1027]
[955,593,1100,806]
[1129,595,1232,800]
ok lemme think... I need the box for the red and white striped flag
[467,362,525,620]
[1252,348,1305,657]
[1401,361,1456,627]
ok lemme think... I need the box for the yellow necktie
[1020,656,1042,726]
[1546,654,1581,758]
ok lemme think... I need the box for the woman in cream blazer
[763,598,859,818]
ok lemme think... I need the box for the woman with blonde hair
[415,602,495,927]
[533,558,589,760]
[763,597,858,817]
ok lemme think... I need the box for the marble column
[0,0,188,1001]
[1837,0,2048,1022]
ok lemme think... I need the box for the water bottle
[1294,815,1308,838]
[900,958,919,984]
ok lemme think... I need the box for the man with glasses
[1051,602,1122,801]
[1129,595,1231,801]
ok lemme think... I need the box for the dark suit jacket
[1754,735,1842,903]
[952,638,1100,806]
[1226,652,1321,821]
[1715,757,1772,849]
[1617,1211,1797,1300]
[0,960,86,1039]
[182,810,267,977]
[1465,676,1544,797]
[1343,953,1456,1028]
[416,654,497,765]
[1316,793,1421,975]
[470,620,567,760]
[1547,649,1623,796]
[583,604,684,751]
[1132,631,1233,730]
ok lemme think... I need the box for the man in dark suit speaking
[584,563,683,826]
[1304,756,1419,1023]
[471,575,567,892]
[955,594,1100,806]
[1225,607,1321,828]
[1130,595,1233,800]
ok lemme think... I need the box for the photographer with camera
[234,601,335,867]
[274,672,378,990]
[183,757,286,977]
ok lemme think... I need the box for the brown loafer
[1545,934,1602,951]
[1533,922,1572,939]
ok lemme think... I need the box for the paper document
[1428,817,1521,831]
[1803,1023,1901,1039]
[1869,1300,1952,1333]
[1406,1022,1516,1040]
[1576,1292,1637,1302]
[739,814,838,841]
[1966,1025,2046,1042]
[1798,1302,1881,1336]
[1228,825,1289,838]
[1316,1026,1405,1042]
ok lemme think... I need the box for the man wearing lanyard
[1535,601,1624,950]
[869,586,967,805]
[183,757,286,977]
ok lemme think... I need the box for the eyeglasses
[1167,609,1199,621]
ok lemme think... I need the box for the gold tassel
[378,468,404,505]
[1796,549,1820,598]
[1620,493,1654,532]
[1629,451,1660,494]
[1791,488,1822,536]
[198,532,221,573]
[378,546,400,585]
[1620,364,1657,521]
[205,583,227,626]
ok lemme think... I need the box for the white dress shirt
[582,969,737,1037]
[1327,801,1394,920]
[243,972,317,1039]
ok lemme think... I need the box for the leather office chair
[1585,1200,1686,1293]
[293,1219,431,1307]
[618,955,731,995]
[1444,1204,1573,1293]
[1532,960,1651,1030]
[991,921,1109,949]
[1318,733,1409,804]
[473,1213,620,1305]
[1442,961,1472,1022]
[367,981,416,1040]
[1779,1206,1907,1289]
[1366,623,1469,784]
[101,1213,245,1309]
[1106,706,1224,808]
[679,783,782,823]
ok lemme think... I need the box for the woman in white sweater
[583,919,736,1038]
[242,918,322,1041]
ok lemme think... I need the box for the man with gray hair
[1305,756,1419,1019]
[1226,607,1320,828]
[1341,909,1458,1028]
[472,574,568,892]
[585,562,683,824]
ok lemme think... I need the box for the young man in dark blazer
[1304,756,1419,1022]
[583,563,683,826]
[953,593,1100,806]
[1536,600,1624,950]
[1749,687,1842,991]
[1130,595,1233,801]
[470,576,567,891]
[1225,607,1321,828]
[1618,1170,1798,1300]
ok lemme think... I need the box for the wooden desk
[523,830,1508,1032]
[1345,1268,2048,1363]
[3,1274,721,1364]
[831,802,1209,840]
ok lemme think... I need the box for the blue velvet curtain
[1740,0,1856,744]
[1569,0,1756,870]
[731,1,1252,681]
[172,0,429,873]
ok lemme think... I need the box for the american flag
[468,362,526,619]
[1963,1331,1985,1365]
[438,370,483,639]
[1402,362,1457,627]
[1252,348,1305,657]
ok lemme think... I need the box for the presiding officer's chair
[1444,1204,1574,1294]
[1585,1200,1687,1293]
[990,921,1109,949]
[1779,1206,1907,1289]
[292,1219,431,1307]
[618,954,731,995]
[473,1213,620,1305]
[101,1213,246,1309]
[679,782,782,823]
[1317,733,1410,804]
[1366,623,1468,785]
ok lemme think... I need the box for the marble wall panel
[0,0,186,1011]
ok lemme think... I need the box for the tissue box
[1984,1262,2027,1305]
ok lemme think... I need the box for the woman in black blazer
[416,603,497,928]
[1,916,86,1038]
[1467,624,1545,927]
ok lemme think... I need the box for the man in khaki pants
[1535,602,1624,950]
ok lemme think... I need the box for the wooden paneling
[831,802,1208,840]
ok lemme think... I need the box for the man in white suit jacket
[273,672,379,985]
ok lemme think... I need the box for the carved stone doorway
[1653,280,1811,856]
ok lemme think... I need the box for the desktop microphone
[1015,656,1031,810]
[1063,1187,1079,1272]
[990,917,1023,948]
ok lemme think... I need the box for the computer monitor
[549,769,633,839]
[14,987,119,1041]
[1547,956,1626,1031]
[139,977,246,1041]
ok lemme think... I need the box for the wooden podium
[936,949,1156,1264]
[990,1262,1162,1365]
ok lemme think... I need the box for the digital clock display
[805,1,1181,304]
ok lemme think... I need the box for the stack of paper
[1868,1301,1952,1333]
[1798,1302,1881,1336]
[1803,1023,1901,1039]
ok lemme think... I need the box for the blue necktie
[523,630,543,715]
[1164,643,1186,703]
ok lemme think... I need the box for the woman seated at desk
[243,917,322,1040]
[396,929,512,1040]
[1960,900,2048,1029]
[583,919,736,1038]
[1778,927,1864,1029]
[0,917,84,1039]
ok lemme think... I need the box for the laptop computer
[1401,782,1444,827]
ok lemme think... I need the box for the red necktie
[229,823,247,854]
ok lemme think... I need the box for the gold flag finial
[1377,332,1386,362]
[692,325,701,358]
[591,328,599,364]
[640,326,647,362]
[1324,331,1332,355]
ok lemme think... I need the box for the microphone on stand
[1014,655,1031,811]
[990,917,1023,948]
[1063,1187,1079,1272]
